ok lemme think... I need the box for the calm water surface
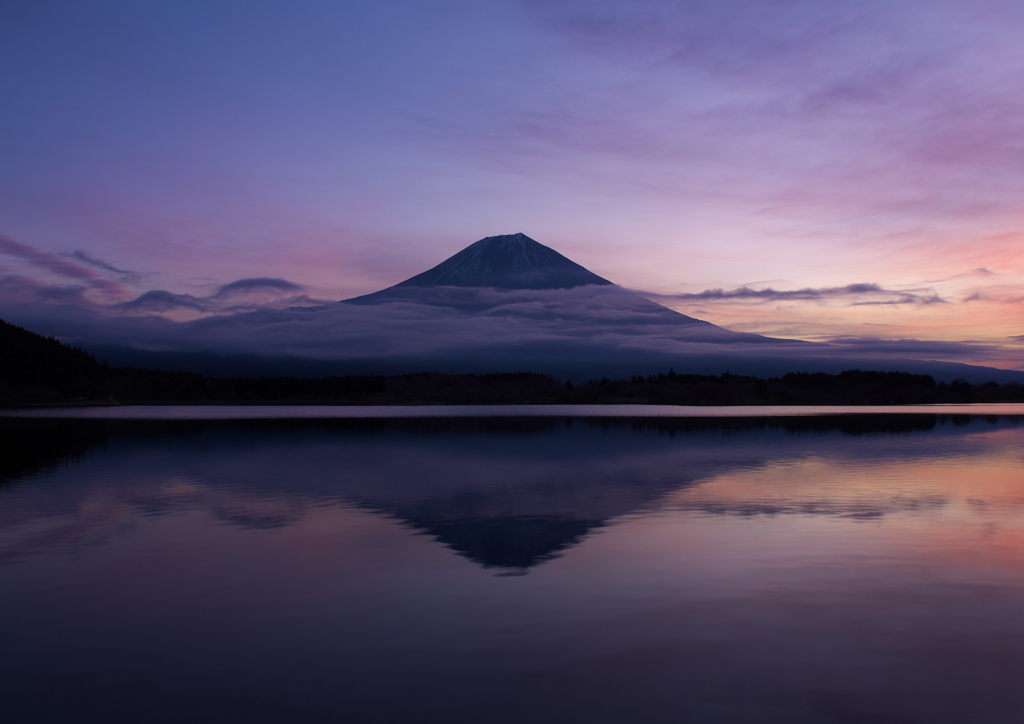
[2,407,1023,723]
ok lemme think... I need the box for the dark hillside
[0,319,106,402]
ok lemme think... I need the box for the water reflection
[2,414,1021,572]
[2,414,1024,723]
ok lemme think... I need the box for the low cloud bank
[3,284,1022,383]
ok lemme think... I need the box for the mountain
[341,233,780,344]
[15,233,1023,383]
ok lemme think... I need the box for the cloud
[486,0,1024,238]
[118,277,320,314]
[0,236,310,315]
[118,290,209,313]
[1010,335,1024,344]
[640,283,946,306]
[211,277,304,298]
[673,497,948,521]
[851,295,947,307]
[824,335,1012,360]
[924,267,996,284]
[0,234,97,282]
[61,250,144,283]
[0,234,129,298]
[963,292,1024,304]
[0,273,97,307]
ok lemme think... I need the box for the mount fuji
[339,232,789,346]
[71,233,1024,382]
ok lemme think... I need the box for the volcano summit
[373,232,612,291]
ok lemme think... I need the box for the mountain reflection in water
[2,414,995,572]
[1,413,1023,723]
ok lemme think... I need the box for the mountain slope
[341,233,771,342]
[0,319,105,401]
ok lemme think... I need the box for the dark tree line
[0,319,106,402]
[2,319,1023,406]
[559,369,1017,405]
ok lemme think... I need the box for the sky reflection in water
[1,413,1023,723]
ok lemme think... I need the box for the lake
[2,405,1024,723]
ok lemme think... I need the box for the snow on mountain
[395,232,612,290]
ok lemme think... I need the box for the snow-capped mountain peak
[390,233,613,290]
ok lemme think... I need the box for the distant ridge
[366,233,611,293]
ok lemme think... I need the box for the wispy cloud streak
[61,250,144,283]
[118,278,321,314]
[0,234,129,298]
[639,283,945,306]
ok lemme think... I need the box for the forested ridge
[2,319,1022,406]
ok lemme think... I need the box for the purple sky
[2,0,1023,369]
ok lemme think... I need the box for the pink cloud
[0,234,130,299]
